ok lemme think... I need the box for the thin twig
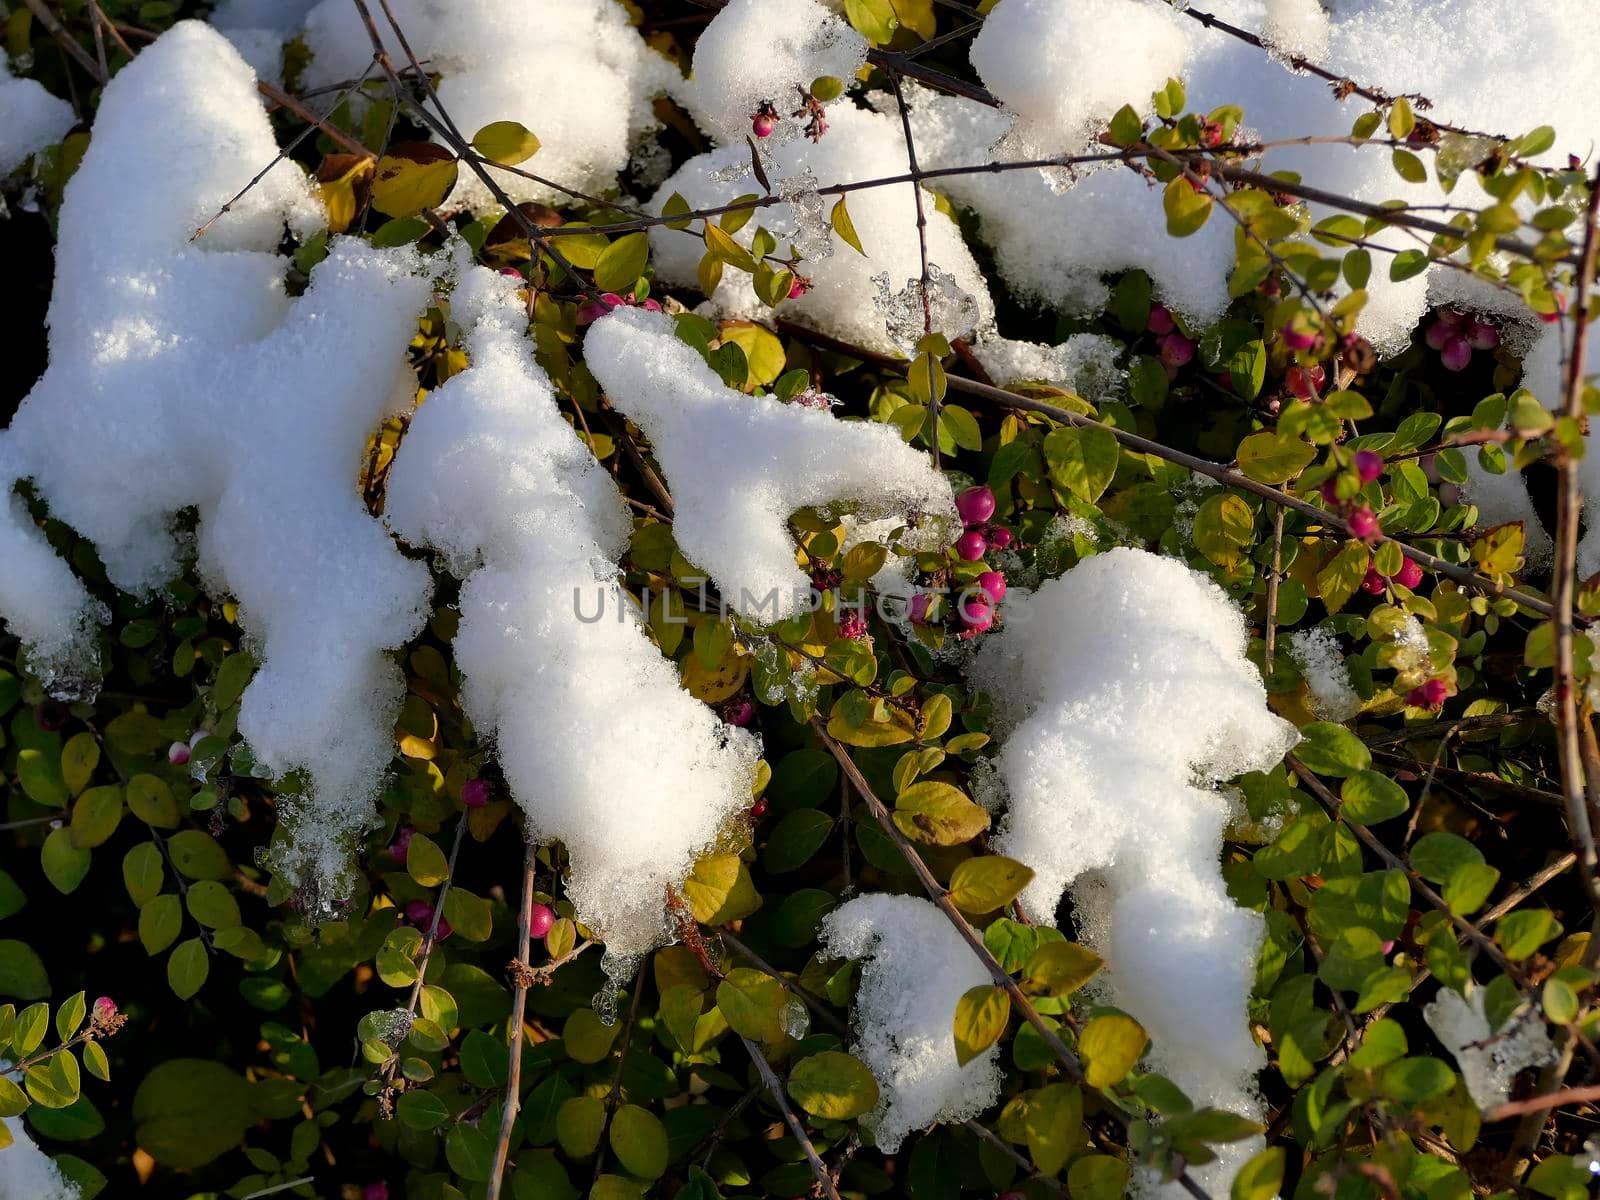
[740,1034,843,1200]
[590,964,647,1188]
[886,69,939,468]
[485,839,538,1200]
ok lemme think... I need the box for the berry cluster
[1149,303,1196,376]
[1423,306,1499,372]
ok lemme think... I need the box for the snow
[1259,0,1331,62]
[298,0,677,211]
[647,103,995,354]
[0,1111,78,1200]
[1287,627,1361,721]
[209,0,319,81]
[969,547,1297,1189]
[1424,985,1556,1112]
[969,0,1188,159]
[0,22,434,899]
[969,332,1125,399]
[684,0,866,144]
[385,267,761,965]
[820,894,1003,1153]
[0,57,74,177]
[582,306,957,622]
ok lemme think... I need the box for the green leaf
[716,969,788,1044]
[563,1006,621,1064]
[1381,1056,1455,1103]
[1042,425,1120,503]
[167,937,209,999]
[60,731,98,797]
[1163,177,1213,237]
[830,197,866,255]
[446,1122,494,1182]
[471,119,540,165]
[1443,862,1500,916]
[69,785,123,849]
[1410,832,1484,884]
[1497,909,1562,960]
[406,832,450,888]
[1079,1013,1147,1087]
[0,1075,27,1119]
[953,984,1009,1067]
[55,991,86,1041]
[1348,1018,1407,1069]
[126,775,179,828]
[556,1094,607,1158]
[1295,722,1372,777]
[139,894,182,955]
[762,809,834,874]
[1230,1146,1286,1200]
[947,855,1034,914]
[1022,1082,1081,1177]
[787,1050,880,1120]
[42,827,91,894]
[26,1050,80,1109]
[0,870,24,920]
[0,941,51,1001]
[595,232,650,293]
[1070,1154,1129,1200]
[19,748,68,808]
[1021,941,1103,998]
[186,880,241,929]
[1340,770,1407,823]
[397,1088,449,1130]
[893,780,989,845]
[1192,493,1255,568]
[610,1104,669,1179]
[1236,430,1314,484]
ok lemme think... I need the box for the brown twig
[590,964,646,1188]
[739,1034,843,1200]
[485,839,537,1200]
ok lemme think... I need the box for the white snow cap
[1424,986,1556,1112]
[970,0,1188,157]
[686,0,866,144]
[385,268,760,962]
[1287,626,1360,721]
[970,547,1297,1190]
[582,306,957,622]
[0,57,74,177]
[299,0,677,210]
[0,22,433,894]
[1260,0,1331,62]
[649,103,994,354]
[0,1110,79,1200]
[820,894,1003,1153]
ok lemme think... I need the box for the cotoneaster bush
[0,2,1599,1200]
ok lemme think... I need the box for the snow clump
[970,547,1298,1189]
[1287,626,1361,721]
[385,268,761,964]
[1424,985,1557,1112]
[0,57,74,176]
[0,1104,79,1200]
[0,22,434,896]
[299,0,676,211]
[583,306,957,622]
[685,0,867,144]
[820,894,1003,1153]
[1259,0,1331,62]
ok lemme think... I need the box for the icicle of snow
[1287,626,1361,721]
[969,547,1297,1192]
[384,268,761,964]
[0,1109,79,1200]
[1260,0,1331,62]
[1424,986,1556,1112]
[583,306,957,622]
[969,0,1188,158]
[819,894,1003,1153]
[685,0,866,144]
[0,22,434,898]
[649,104,993,354]
[0,57,74,176]
[298,0,677,211]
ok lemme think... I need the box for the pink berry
[1440,336,1472,372]
[956,486,996,526]
[1467,320,1499,350]
[986,526,1013,551]
[959,594,994,631]
[1347,507,1380,539]
[1148,303,1174,335]
[388,827,414,863]
[404,900,432,924]
[1355,450,1384,484]
[462,778,492,809]
[1380,939,1396,955]
[908,592,934,625]
[1286,364,1325,398]
[750,798,768,819]
[92,996,117,1023]
[499,267,523,279]
[529,903,555,938]
[788,276,810,300]
[1159,333,1195,370]
[365,1185,390,1200]
[433,917,452,941]
[1437,307,1465,326]
[1396,558,1424,589]
[1281,324,1319,351]
[977,571,1007,603]
[1423,321,1452,351]
[956,530,989,562]
[724,699,755,727]
[168,741,191,766]
[1409,679,1449,708]
[1319,477,1341,505]
[752,113,775,138]
[1361,568,1386,595]
[838,610,868,640]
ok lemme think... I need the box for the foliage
[2,1,1600,1199]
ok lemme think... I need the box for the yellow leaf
[953,984,1009,1066]
[371,143,458,219]
[830,197,866,256]
[471,119,540,166]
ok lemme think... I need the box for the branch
[739,1034,844,1200]
[485,839,538,1200]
